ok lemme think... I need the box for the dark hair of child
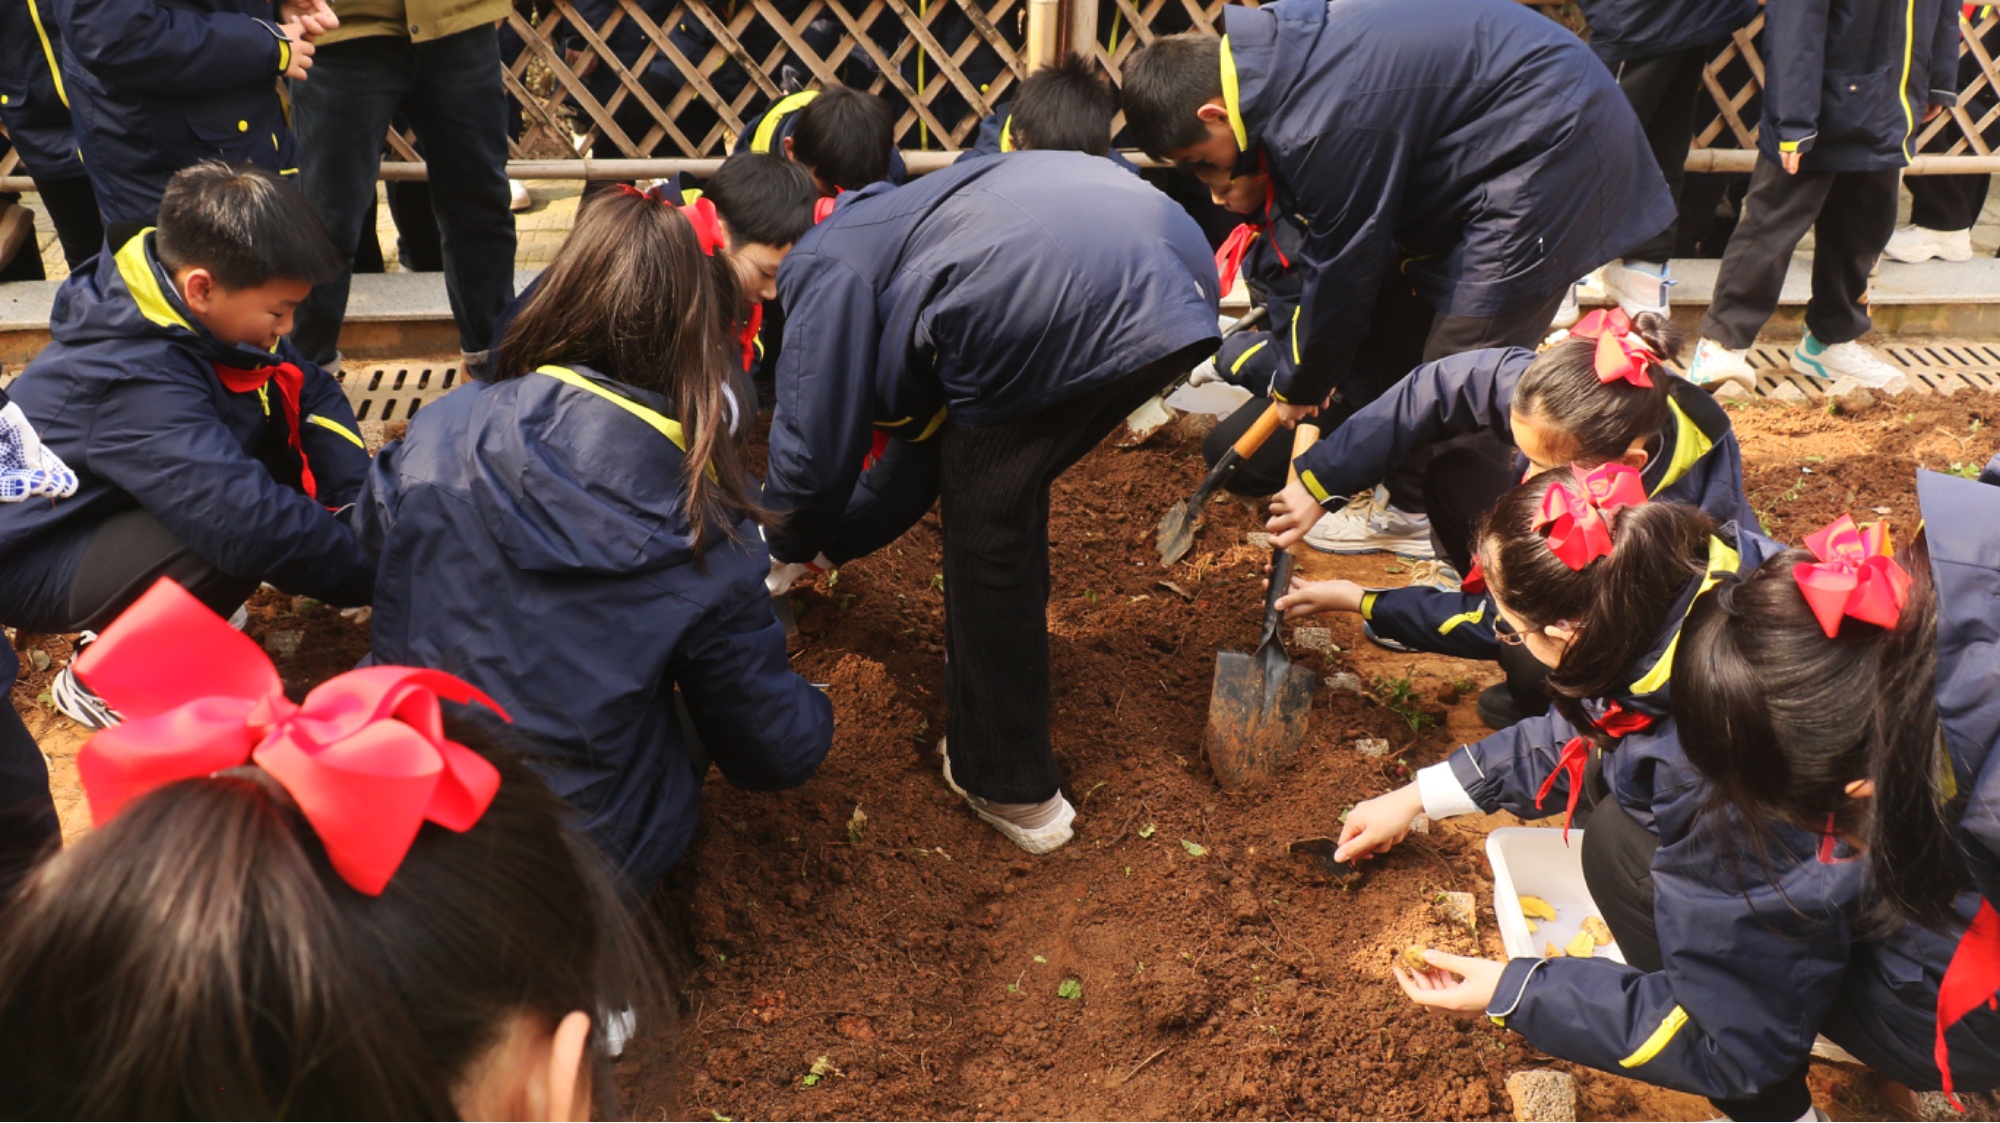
[496,188,775,551]
[1119,33,1223,158]
[0,724,653,1117]
[1673,539,1967,933]
[1475,471,1715,744]
[1010,54,1120,156]
[704,153,817,248]
[153,161,345,291]
[790,85,895,191]
[1514,311,1682,463]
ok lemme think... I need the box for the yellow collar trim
[114,230,195,333]
[1629,536,1740,696]
[1219,37,1249,150]
[535,365,713,477]
[999,114,1014,153]
[1654,398,1713,496]
[752,90,820,155]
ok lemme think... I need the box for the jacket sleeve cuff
[1776,131,1817,155]
[1417,760,1482,819]
[1299,467,1331,503]
[1359,590,1379,620]
[1448,743,1504,814]
[1932,89,1961,107]
[1486,956,1548,1026]
[256,19,292,74]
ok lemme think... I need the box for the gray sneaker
[1302,487,1434,558]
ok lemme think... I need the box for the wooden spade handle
[1286,422,1321,487]
[1232,403,1285,459]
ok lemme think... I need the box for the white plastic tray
[1485,826,1625,965]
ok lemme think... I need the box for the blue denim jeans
[289,27,517,364]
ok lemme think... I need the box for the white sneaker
[1303,486,1434,558]
[1686,337,1757,392]
[508,179,533,213]
[1791,332,1906,390]
[1882,223,1972,263]
[1600,259,1671,318]
[1551,282,1580,329]
[1403,558,1461,592]
[940,740,1075,855]
[49,663,120,730]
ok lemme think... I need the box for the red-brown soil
[14,387,1998,1121]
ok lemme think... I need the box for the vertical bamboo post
[1069,0,1098,65]
[1025,0,1061,70]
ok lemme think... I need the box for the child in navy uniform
[956,54,1138,172]
[0,0,104,270]
[361,188,834,901]
[55,0,335,222]
[1121,0,1675,558]
[735,84,906,195]
[763,152,1218,856]
[0,162,371,729]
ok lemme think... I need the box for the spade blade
[1203,647,1315,790]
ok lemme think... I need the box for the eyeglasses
[1494,616,1528,646]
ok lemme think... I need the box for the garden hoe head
[1155,401,1283,566]
[1204,546,1317,790]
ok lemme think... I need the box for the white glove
[766,553,833,596]
[1186,358,1222,388]
[0,402,77,502]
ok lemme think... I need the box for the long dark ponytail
[1474,468,1714,743]
[496,187,775,554]
[1673,538,1966,932]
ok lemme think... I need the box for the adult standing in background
[288,0,517,377]
[52,0,332,224]
[0,0,103,271]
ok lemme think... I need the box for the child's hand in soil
[1265,476,1327,549]
[1394,950,1504,1014]
[1269,576,1365,621]
[1335,782,1424,862]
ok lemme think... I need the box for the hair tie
[73,580,508,896]
[1792,514,1912,638]
[1533,462,1647,570]
[1569,308,1656,389]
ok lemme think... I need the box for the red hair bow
[676,195,728,257]
[1569,308,1656,389]
[1534,463,1647,571]
[73,579,508,896]
[1791,514,1911,638]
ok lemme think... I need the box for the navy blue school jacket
[1575,0,1756,65]
[0,0,85,180]
[357,363,834,897]
[1214,216,1306,396]
[1221,0,1675,409]
[0,224,371,621]
[1759,0,1960,171]
[1289,348,1753,659]
[953,105,1143,174]
[733,89,908,185]
[763,152,1220,564]
[1925,469,2000,915]
[51,0,297,222]
[1467,522,2000,1097]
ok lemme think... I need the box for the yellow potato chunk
[1400,945,1431,971]
[1543,941,1565,959]
[1518,895,1558,921]
[1564,929,1598,959]
[1581,915,1613,947]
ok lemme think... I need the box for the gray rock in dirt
[1766,378,1812,404]
[1246,531,1273,550]
[1324,672,1363,694]
[1352,738,1391,758]
[1826,378,1875,413]
[1874,372,1919,397]
[1437,890,1476,932]
[27,650,49,673]
[1292,627,1337,655]
[1408,814,1430,835]
[1712,381,1753,401]
[265,631,303,659]
[1505,1070,1576,1123]
[1917,1090,2000,1121]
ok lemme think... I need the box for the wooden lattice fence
[4,1,2000,182]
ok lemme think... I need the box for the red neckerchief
[1938,901,2000,1108]
[1534,701,1653,842]
[740,301,763,372]
[863,428,891,471]
[214,361,317,501]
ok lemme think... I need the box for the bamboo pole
[1025,0,1061,70]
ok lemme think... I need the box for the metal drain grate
[1664,341,2000,401]
[336,362,464,423]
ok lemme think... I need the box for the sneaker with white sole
[940,740,1075,855]
[508,179,533,213]
[49,663,120,730]
[1882,223,1972,263]
[1686,337,1757,392]
[1551,282,1580,329]
[1791,332,1905,389]
[1303,486,1435,558]
[1402,558,1461,592]
[1600,259,1671,318]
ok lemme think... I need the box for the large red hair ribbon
[73,579,508,896]
[1533,463,1648,571]
[1791,514,1911,638]
[1569,308,1656,389]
